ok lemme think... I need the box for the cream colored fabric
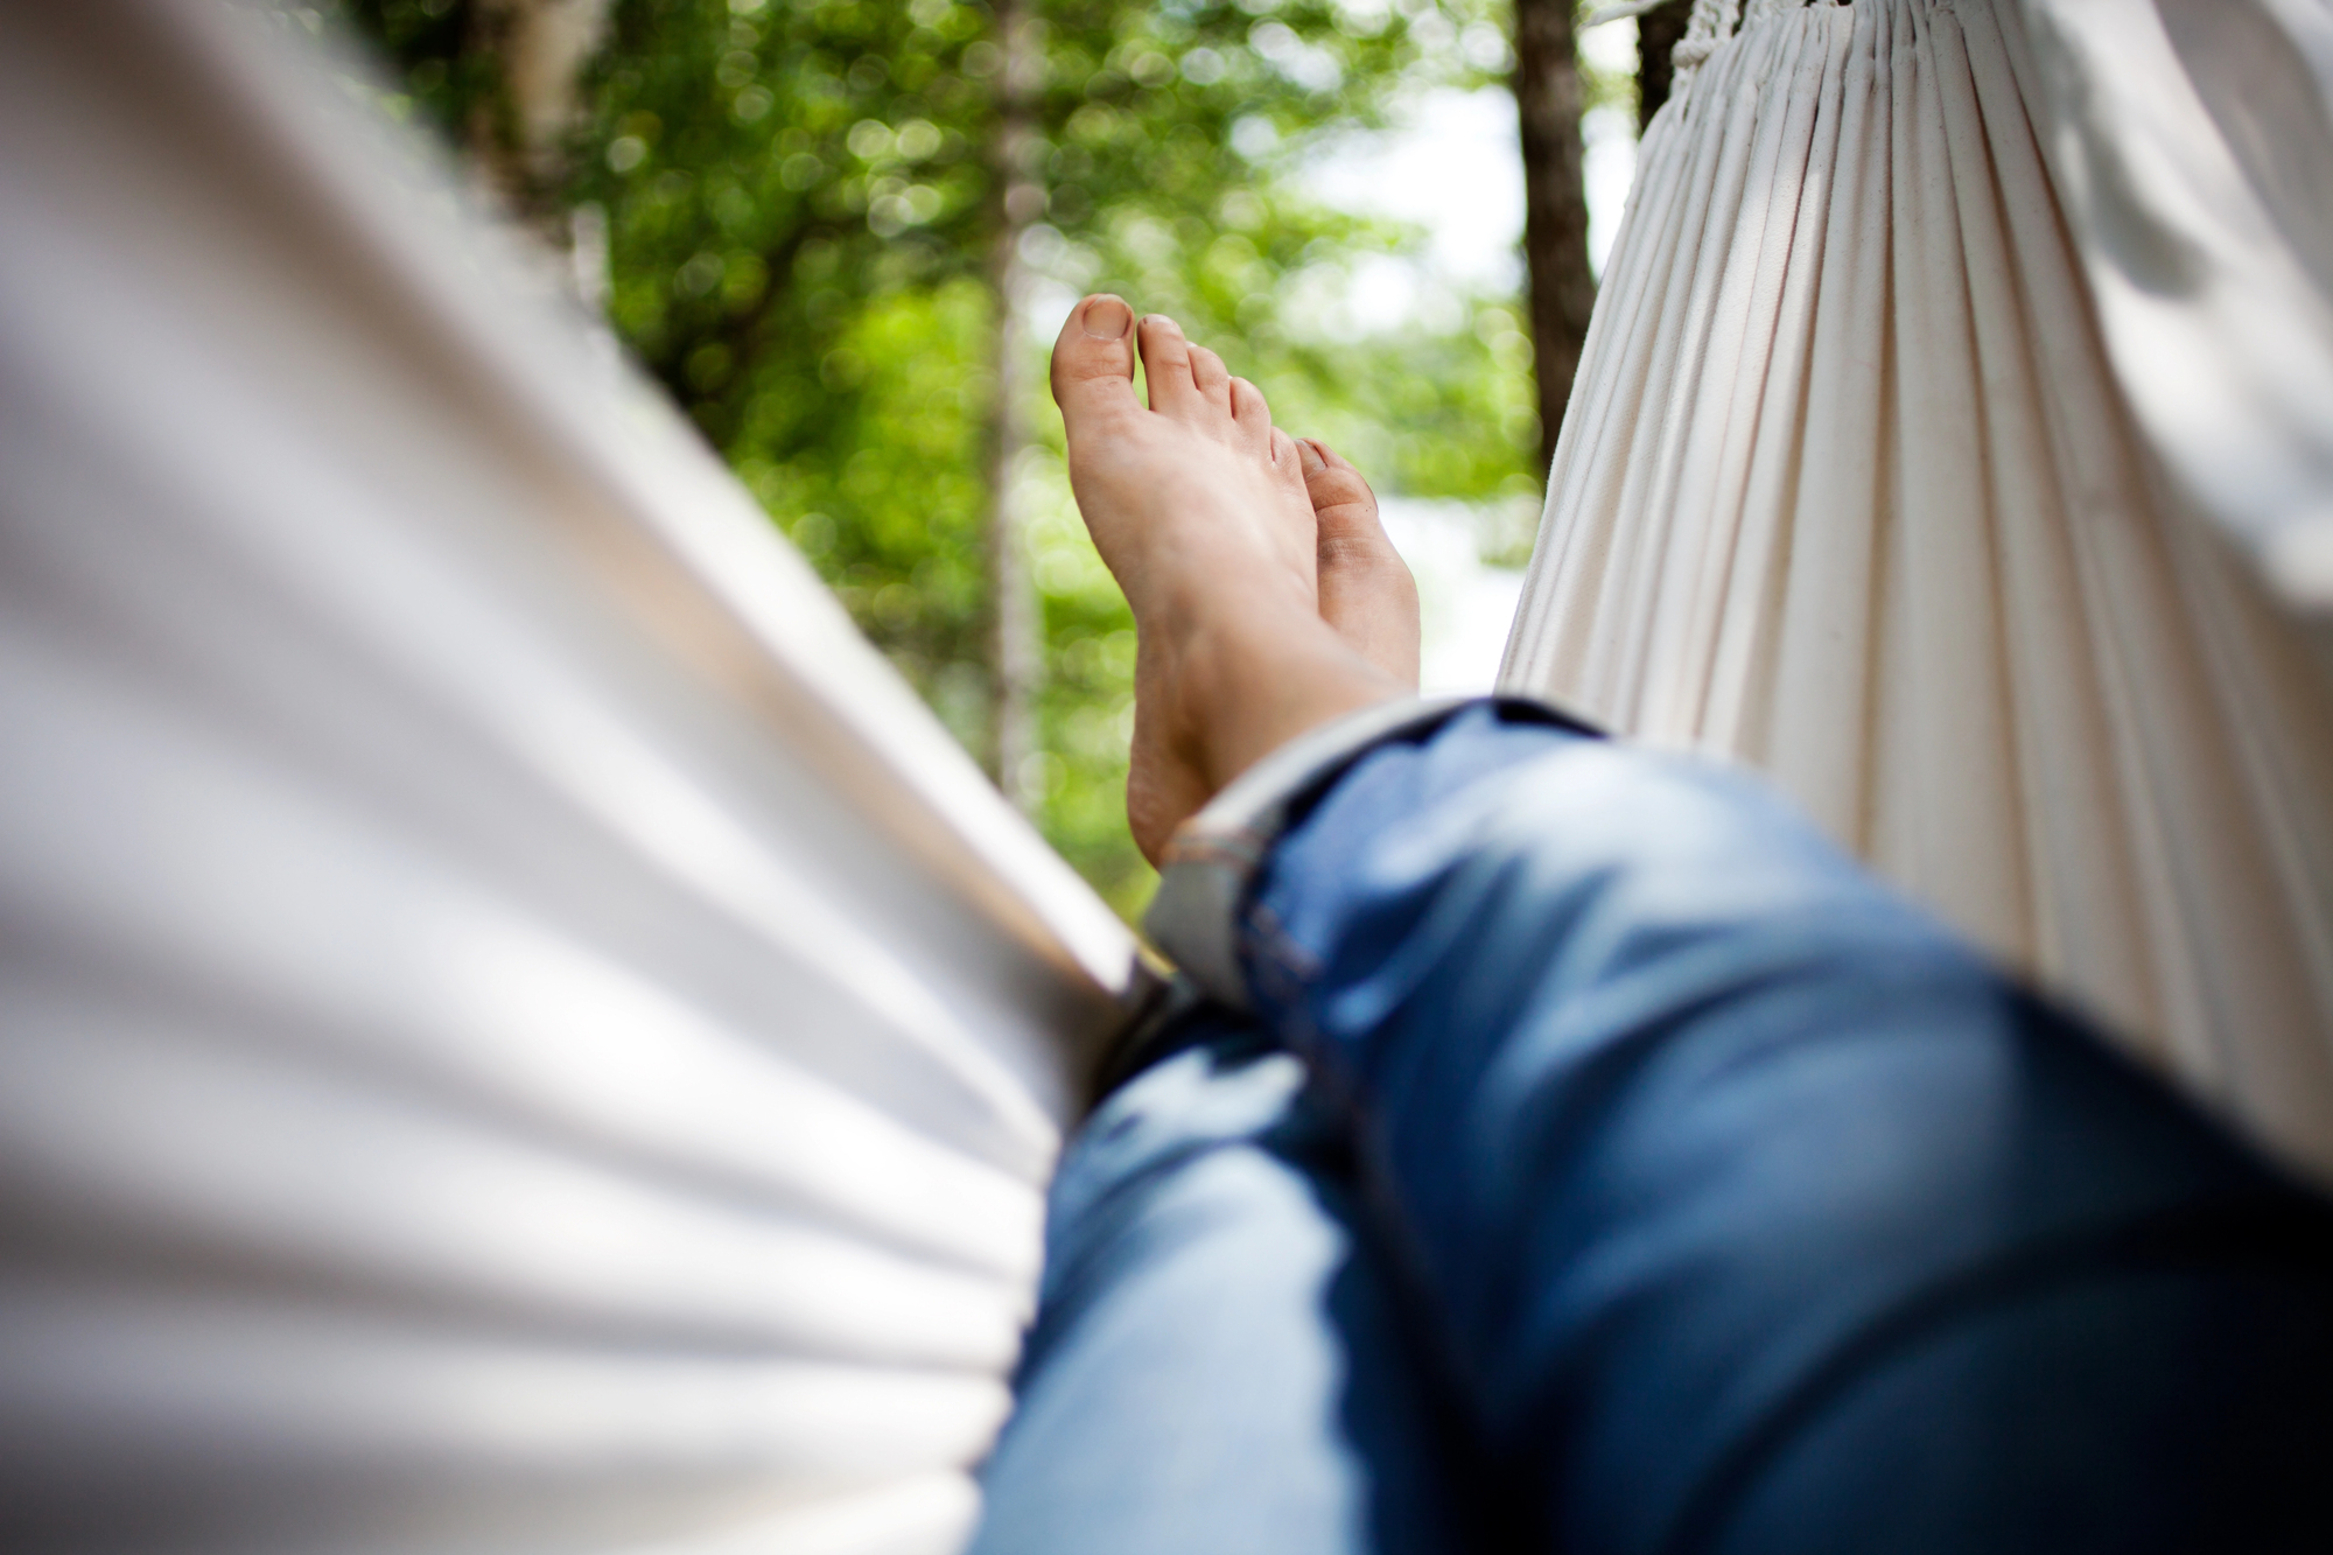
[0,6,1140,1552]
[1502,0,2333,1177]
[2022,0,2333,604]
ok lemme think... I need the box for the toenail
[1083,296,1132,339]
[1145,314,1181,335]
[1298,438,1325,473]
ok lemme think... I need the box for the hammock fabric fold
[0,7,1138,1551]
[1502,0,2333,1178]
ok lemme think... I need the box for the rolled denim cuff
[1143,694,1596,1009]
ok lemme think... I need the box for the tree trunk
[1636,0,1694,130]
[463,0,611,294]
[1513,0,1597,481]
[983,0,1045,812]
[463,0,609,226]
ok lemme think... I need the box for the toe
[1231,377,1273,452]
[1269,426,1312,504]
[1050,295,1140,433]
[1188,344,1233,414]
[1137,315,1202,415]
[1303,438,1420,689]
[1299,438,1384,545]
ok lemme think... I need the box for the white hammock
[1503,0,2333,1177]
[10,0,2332,1548]
[0,7,1140,1552]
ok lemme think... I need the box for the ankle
[1166,608,1404,793]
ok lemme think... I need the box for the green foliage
[323,0,488,131]
[336,0,1540,922]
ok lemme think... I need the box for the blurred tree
[333,0,609,260]
[333,0,1540,917]
[1512,0,1592,480]
[467,0,613,251]
[1636,0,1691,127]
[983,0,1046,811]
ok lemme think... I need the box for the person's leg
[1242,707,2333,1554]
[968,1003,1471,1555]
[1044,293,2333,1553]
[975,341,1457,1553]
[1044,292,1409,863]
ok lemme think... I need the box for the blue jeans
[971,706,2333,1554]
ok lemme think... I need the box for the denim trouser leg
[1247,706,2333,1555]
[968,1010,1467,1555]
[979,703,2333,1553]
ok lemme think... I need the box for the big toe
[1050,295,1139,434]
[1298,437,1382,540]
[1300,438,1420,687]
[1269,427,1314,509]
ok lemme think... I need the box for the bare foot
[1049,295,1406,862]
[1298,438,1421,691]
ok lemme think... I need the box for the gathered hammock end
[1502,0,2333,1182]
